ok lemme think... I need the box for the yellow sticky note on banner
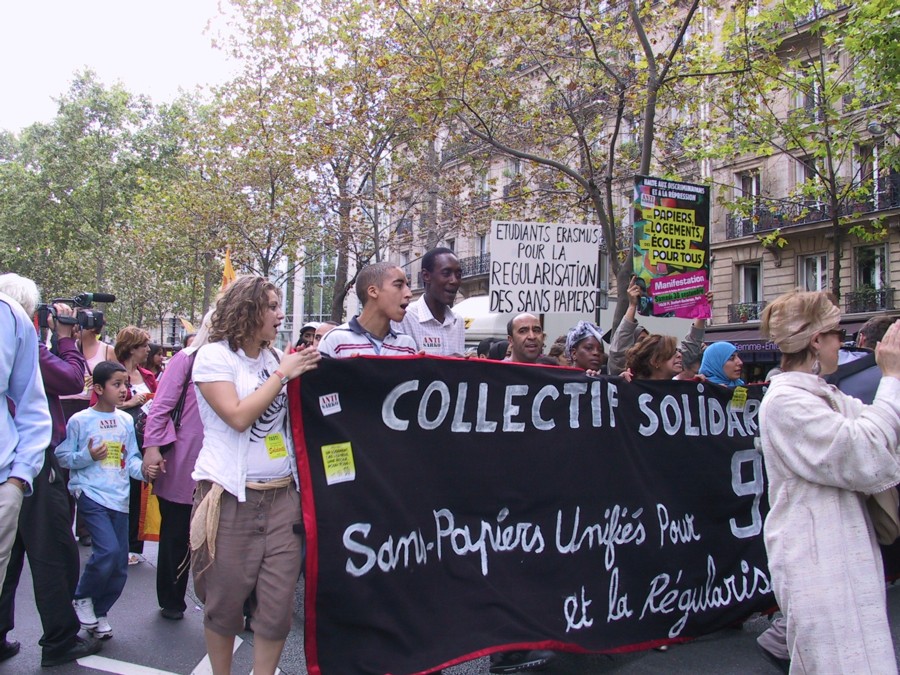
[321,442,356,486]
[265,433,288,460]
[731,386,748,411]
[102,441,123,469]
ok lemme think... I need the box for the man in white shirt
[393,248,465,356]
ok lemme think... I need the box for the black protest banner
[290,357,773,675]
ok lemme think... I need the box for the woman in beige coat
[759,290,900,673]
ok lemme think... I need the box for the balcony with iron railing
[769,2,848,34]
[471,191,491,208]
[728,301,767,323]
[844,287,895,314]
[725,176,900,239]
[665,126,689,155]
[404,252,492,292]
[502,180,523,201]
[458,253,491,277]
[441,138,480,162]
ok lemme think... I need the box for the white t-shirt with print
[192,341,292,493]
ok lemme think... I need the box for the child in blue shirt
[55,361,157,640]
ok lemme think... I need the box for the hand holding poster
[633,176,711,318]
[291,357,773,675]
[489,221,601,314]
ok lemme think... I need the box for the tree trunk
[330,173,353,322]
[830,209,843,302]
[201,249,215,317]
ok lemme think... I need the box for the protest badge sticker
[319,392,342,416]
[422,336,443,354]
[265,433,288,460]
[321,442,356,485]
[102,441,123,470]
[731,386,748,411]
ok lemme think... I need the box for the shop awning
[703,319,868,361]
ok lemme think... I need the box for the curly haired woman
[190,275,319,675]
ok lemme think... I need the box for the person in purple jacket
[141,314,210,620]
[0,273,102,667]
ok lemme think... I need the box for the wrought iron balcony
[725,207,783,239]
[441,138,479,162]
[728,301,767,323]
[458,253,491,278]
[665,126,689,155]
[844,288,895,314]
[725,177,900,240]
[502,180,523,200]
[471,191,491,208]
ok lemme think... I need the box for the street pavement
[6,542,900,673]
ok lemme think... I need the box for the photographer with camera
[60,307,115,422]
[0,273,102,666]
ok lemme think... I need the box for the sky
[0,0,239,133]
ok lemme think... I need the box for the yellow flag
[221,247,236,291]
[179,317,195,333]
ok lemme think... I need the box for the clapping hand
[876,322,900,379]
[279,346,321,380]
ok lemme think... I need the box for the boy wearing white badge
[55,360,156,640]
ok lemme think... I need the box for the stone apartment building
[703,4,899,379]
[383,3,897,374]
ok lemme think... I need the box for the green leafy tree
[391,0,711,326]
[0,70,191,331]
[706,0,900,300]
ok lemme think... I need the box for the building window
[446,238,455,253]
[795,156,823,209]
[738,263,762,303]
[396,217,413,241]
[400,250,410,270]
[792,61,821,122]
[854,143,877,185]
[795,156,818,186]
[473,170,490,206]
[737,169,761,200]
[303,250,337,324]
[477,233,487,257]
[799,253,827,292]
[853,142,886,208]
[857,244,887,291]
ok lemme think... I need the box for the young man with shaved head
[318,262,417,358]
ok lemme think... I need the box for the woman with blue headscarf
[699,341,744,387]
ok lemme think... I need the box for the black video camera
[37,293,116,331]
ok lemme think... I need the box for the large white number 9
[730,445,763,539]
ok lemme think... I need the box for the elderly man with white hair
[0,279,49,569]
[0,273,101,667]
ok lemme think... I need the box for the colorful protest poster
[633,176,711,318]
